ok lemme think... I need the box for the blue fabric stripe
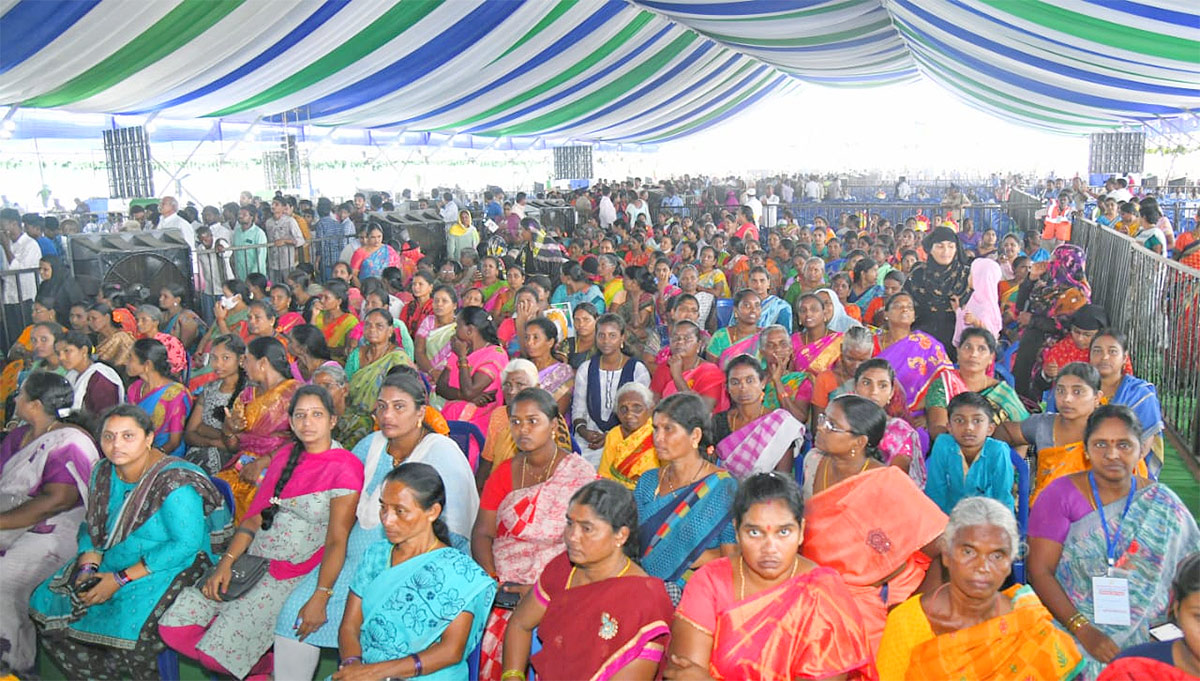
[640,74,789,143]
[277,0,520,122]
[0,0,101,75]
[587,53,745,134]
[463,24,675,134]
[122,0,350,114]
[608,62,771,139]
[380,1,627,128]
[948,0,1198,74]
[1079,0,1199,28]
[893,0,1194,112]
[545,41,717,134]
[633,0,830,17]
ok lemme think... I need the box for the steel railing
[1070,217,1200,459]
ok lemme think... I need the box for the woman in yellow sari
[312,280,358,360]
[697,246,731,298]
[215,337,301,521]
[877,497,1083,680]
[598,383,658,490]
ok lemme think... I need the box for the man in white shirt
[804,175,822,201]
[896,176,912,201]
[156,196,198,289]
[762,185,780,226]
[264,196,305,282]
[439,191,459,228]
[571,315,651,467]
[780,180,794,204]
[1,208,40,347]
[512,192,528,219]
[626,190,651,227]
[597,187,616,228]
[1107,177,1133,203]
[745,188,763,226]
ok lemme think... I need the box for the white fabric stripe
[0,0,182,103]
[71,0,311,112]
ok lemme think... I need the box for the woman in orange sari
[215,337,300,521]
[669,472,874,681]
[800,394,948,650]
[791,294,843,375]
[877,497,1083,680]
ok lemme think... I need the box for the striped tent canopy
[0,0,1196,143]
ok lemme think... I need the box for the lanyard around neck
[1088,471,1137,569]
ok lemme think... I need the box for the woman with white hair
[476,358,572,492]
[596,383,658,490]
[876,497,1083,680]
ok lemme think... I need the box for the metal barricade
[0,266,40,351]
[1070,218,1200,459]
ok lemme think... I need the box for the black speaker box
[66,229,194,302]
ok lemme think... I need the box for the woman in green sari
[924,327,1027,440]
[414,285,458,406]
[343,308,414,450]
[478,256,512,315]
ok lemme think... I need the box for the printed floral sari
[213,379,300,521]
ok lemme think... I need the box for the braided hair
[260,385,334,531]
[209,335,247,423]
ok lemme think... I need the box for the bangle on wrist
[114,569,132,587]
[339,656,362,669]
[410,653,423,676]
[501,670,526,681]
[1066,612,1089,633]
[315,585,334,596]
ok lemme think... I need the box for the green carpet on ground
[1160,438,1200,521]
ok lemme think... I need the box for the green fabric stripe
[642,73,777,142]
[898,24,1110,125]
[23,0,244,108]
[708,0,869,23]
[208,0,443,117]
[974,0,1199,63]
[486,32,697,136]
[446,11,657,129]
[494,0,576,63]
[700,16,892,47]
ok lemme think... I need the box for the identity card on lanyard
[1089,472,1135,627]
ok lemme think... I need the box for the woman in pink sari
[438,307,508,435]
[706,289,762,370]
[791,293,843,375]
[471,388,596,681]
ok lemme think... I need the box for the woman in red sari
[503,480,674,681]
[669,472,874,681]
[650,321,728,412]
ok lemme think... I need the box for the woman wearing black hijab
[36,256,84,324]
[903,226,971,358]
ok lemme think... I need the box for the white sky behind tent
[1,77,1197,211]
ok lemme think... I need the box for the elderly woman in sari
[634,392,737,600]
[477,359,573,491]
[414,284,458,392]
[573,314,652,467]
[0,373,100,676]
[651,321,729,412]
[925,327,1028,439]
[438,306,508,436]
[1099,554,1200,681]
[333,463,494,681]
[668,472,875,680]
[712,355,804,480]
[160,386,362,680]
[1027,405,1200,678]
[800,394,947,649]
[341,308,413,450]
[874,291,957,424]
[473,388,595,681]
[852,359,925,487]
[758,324,810,420]
[523,317,575,416]
[313,280,359,360]
[706,289,762,370]
[809,326,875,416]
[791,294,843,376]
[815,286,861,333]
[877,497,1083,680]
[597,383,659,489]
[30,405,229,680]
[216,337,301,521]
[504,480,675,681]
[125,339,191,458]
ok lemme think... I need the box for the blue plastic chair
[1009,447,1031,584]
[157,649,181,681]
[714,298,734,327]
[210,476,235,515]
[447,420,486,471]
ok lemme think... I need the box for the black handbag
[201,554,269,601]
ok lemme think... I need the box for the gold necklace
[821,456,870,492]
[656,456,705,497]
[738,556,798,601]
[520,448,560,488]
[568,557,632,589]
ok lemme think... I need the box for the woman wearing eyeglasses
[800,394,948,651]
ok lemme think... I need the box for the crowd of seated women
[0,194,1197,681]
